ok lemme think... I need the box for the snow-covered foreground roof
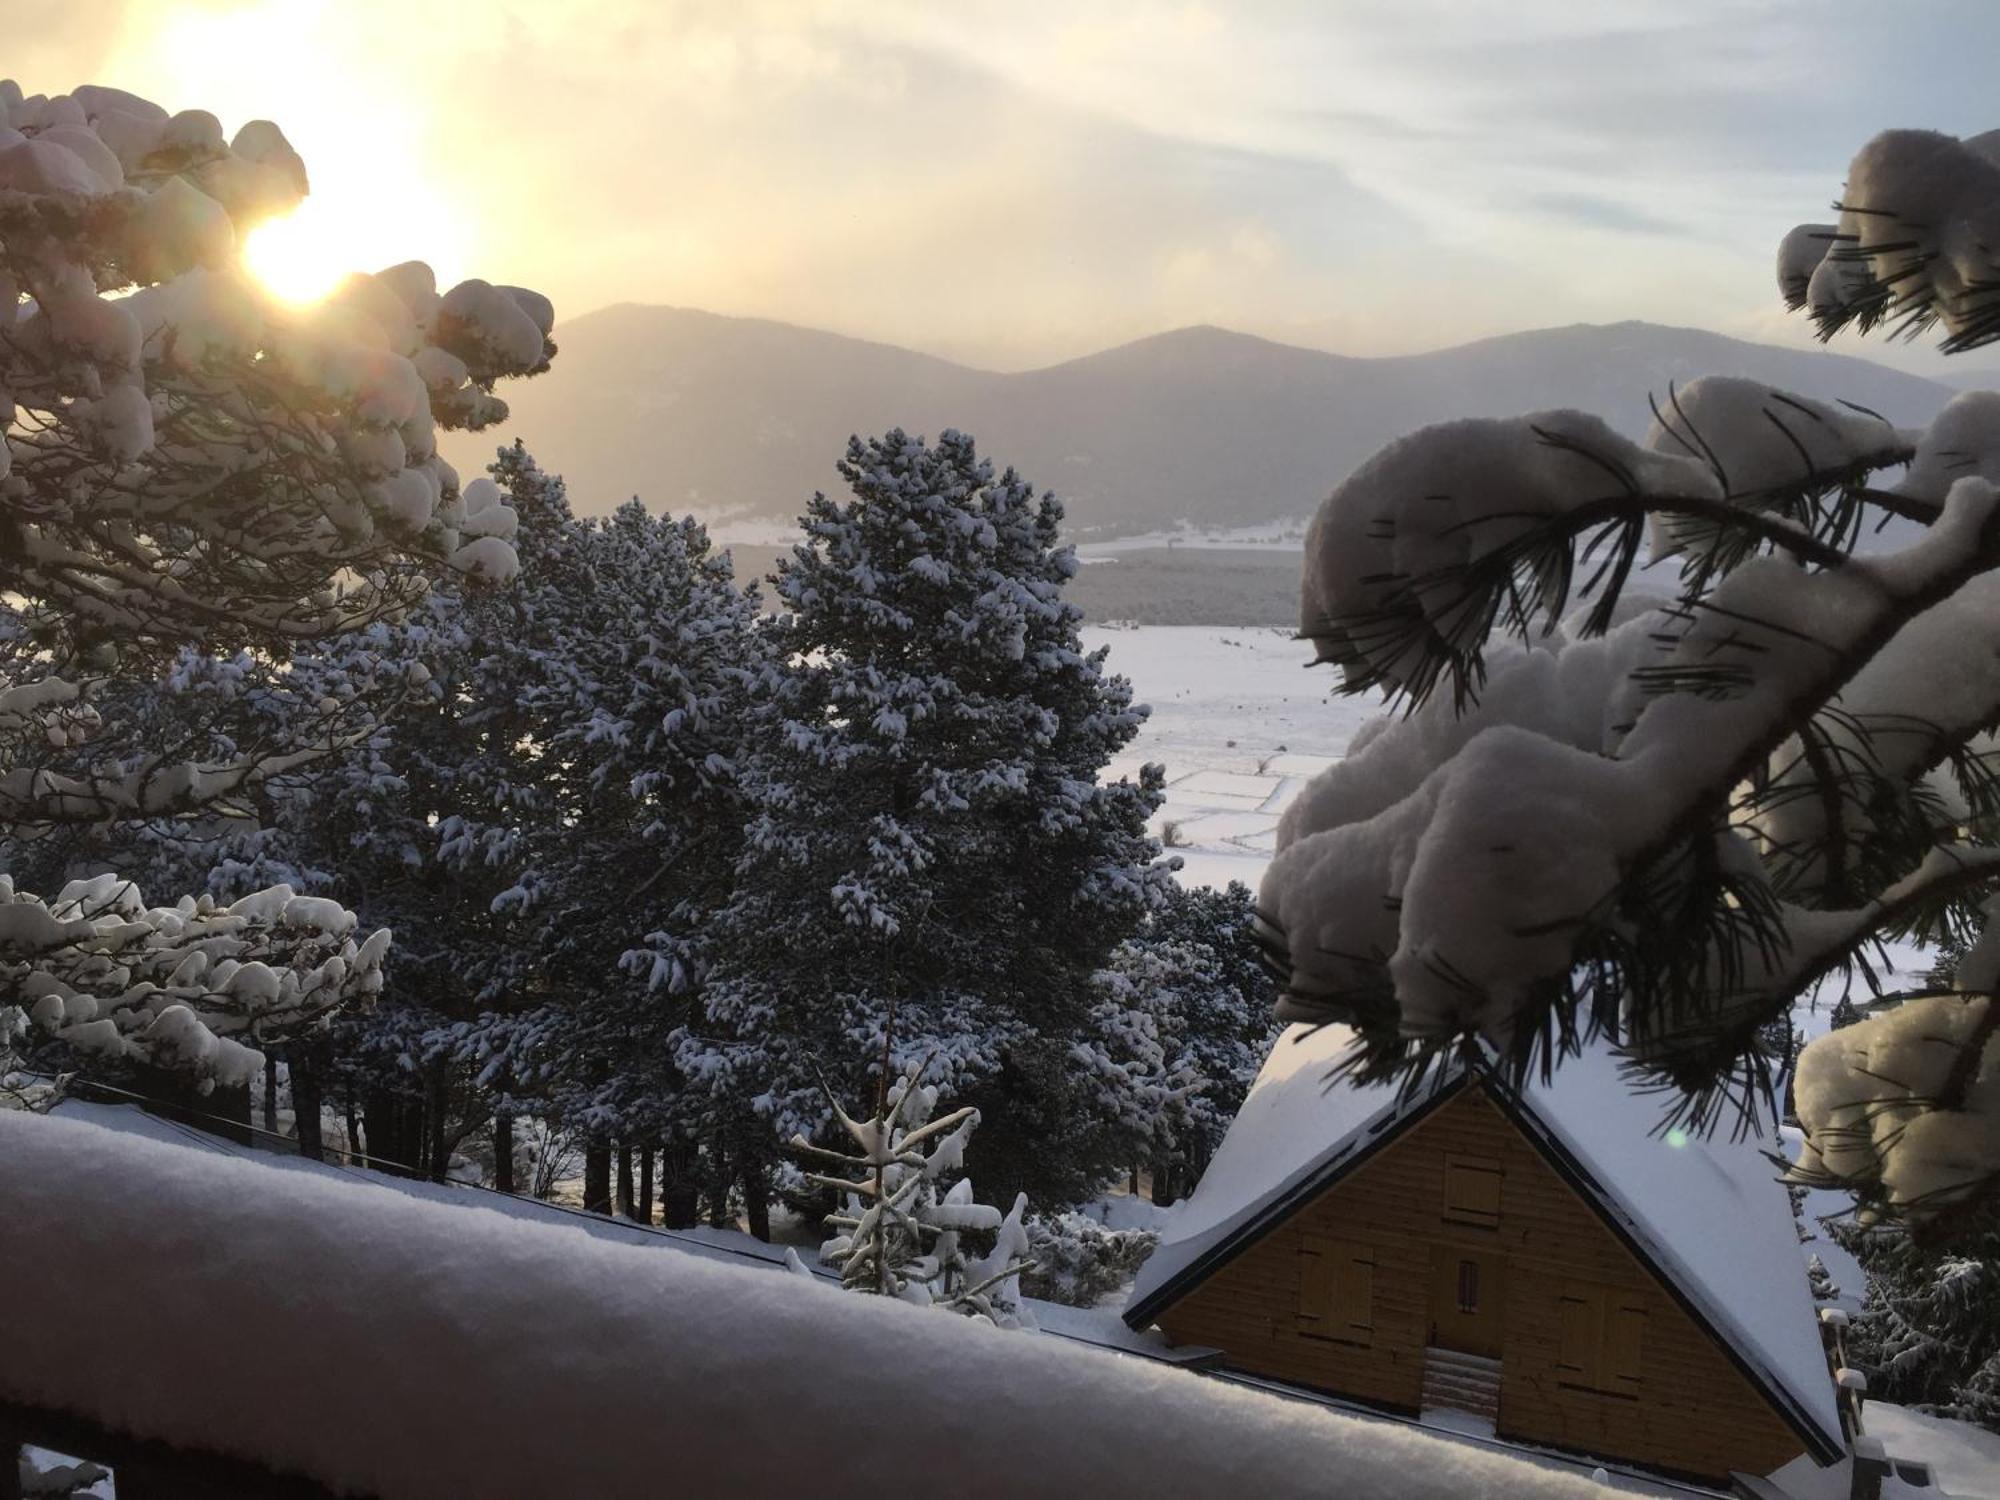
[1128,1024,1843,1456]
[0,1110,1621,1500]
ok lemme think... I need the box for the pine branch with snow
[1,871,386,1095]
[1257,127,2000,1241]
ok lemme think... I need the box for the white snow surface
[1865,1403,2000,1499]
[1086,625,1375,891]
[1074,520,1311,555]
[0,1108,1616,1500]
[1130,1023,1843,1456]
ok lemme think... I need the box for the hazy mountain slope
[1939,365,2000,392]
[448,305,990,515]
[443,308,1957,535]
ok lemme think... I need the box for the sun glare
[106,2,473,310]
[242,203,350,306]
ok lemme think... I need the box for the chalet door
[1428,1246,1506,1358]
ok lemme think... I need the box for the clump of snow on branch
[1783,127,2000,353]
[1298,408,1716,700]
[1,873,386,1095]
[1792,991,1999,1224]
[792,1058,1035,1328]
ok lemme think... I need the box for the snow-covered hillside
[1087,625,1375,891]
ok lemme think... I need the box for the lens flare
[242,204,350,306]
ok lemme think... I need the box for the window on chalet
[1556,1281,1647,1398]
[1442,1153,1503,1229]
[1298,1234,1375,1347]
[1455,1257,1480,1314]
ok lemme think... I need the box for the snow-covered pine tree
[1252,126,2000,1240]
[228,449,623,1182]
[0,80,550,1099]
[1077,880,1280,1203]
[793,1057,1034,1328]
[1807,1252,1842,1305]
[696,429,1169,1213]
[1837,1223,2000,1432]
[535,495,765,1210]
[1146,880,1281,1191]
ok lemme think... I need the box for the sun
[242,202,351,306]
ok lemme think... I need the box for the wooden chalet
[1123,1024,1846,1488]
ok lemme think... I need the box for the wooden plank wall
[1152,1086,1816,1483]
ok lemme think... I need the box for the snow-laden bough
[1264,132,2000,1236]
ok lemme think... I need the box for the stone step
[1421,1377,1499,1405]
[1423,1346,1502,1375]
[1424,1376,1504,1400]
[1420,1346,1502,1419]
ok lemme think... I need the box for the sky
[21,0,2000,373]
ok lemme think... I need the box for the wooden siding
[1152,1084,1814,1483]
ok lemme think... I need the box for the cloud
[25,0,1999,374]
[1528,194,1691,238]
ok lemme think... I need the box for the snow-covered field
[1087,627,1941,1006]
[1087,624,1375,892]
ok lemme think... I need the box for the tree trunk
[292,1058,324,1162]
[705,1133,732,1229]
[663,1134,699,1228]
[638,1146,655,1224]
[135,1061,252,1146]
[493,1113,515,1194]
[1130,1163,1142,1196]
[616,1144,636,1219]
[425,1066,449,1183]
[261,1056,278,1135]
[1151,1157,1178,1208]
[741,1149,771,1242]
[344,1084,361,1164]
[363,1085,418,1177]
[583,1140,613,1214]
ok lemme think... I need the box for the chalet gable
[1124,1026,1844,1480]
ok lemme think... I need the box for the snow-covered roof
[1129,1023,1405,1306]
[0,1108,1621,1500]
[1127,1024,1843,1460]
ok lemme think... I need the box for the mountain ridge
[444,308,1962,536]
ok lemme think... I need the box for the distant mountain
[1938,366,2000,393]
[442,309,1959,536]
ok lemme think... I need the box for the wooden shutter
[1557,1283,1645,1397]
[1557,1288,1601,1382]
[1297,1235,1331,1330]
[1605,1300,1647,1392]
[1443,1154,1503,1228]
[1299,1235,1373,1346]
[1334,1246,1376,1343]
